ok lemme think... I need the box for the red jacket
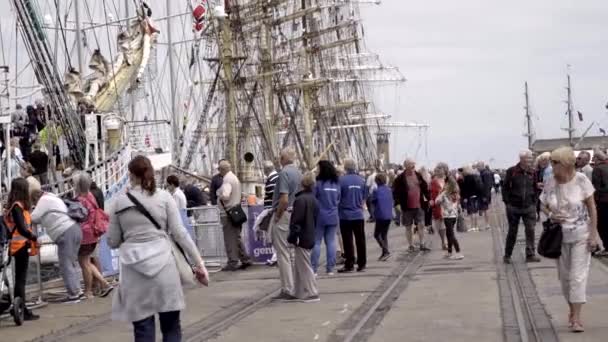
[430,178,444,220]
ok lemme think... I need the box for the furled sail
[64,5,159,113]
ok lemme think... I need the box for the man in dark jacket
[592,150,608,255]
[29,143,49,185]
[478,162,495,230]
[461,166,484,231]
[392,158,431,252]
[503,150,541,263]
[288,172,319,302]
[184,183,206,209]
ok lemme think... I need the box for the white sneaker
[327,272,335,276]
[314,273,318,278]
[444,253,452,259]
[450,254,464,260]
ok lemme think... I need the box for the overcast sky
[362,0,608,168]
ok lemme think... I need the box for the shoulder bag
[456,207,467,233]
[222,200,248,226]
[126,192,198,287]
[538,185,563,259]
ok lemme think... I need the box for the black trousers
[366,198,375,221]
[504,205,537,257]
[133,311,182,342]
[444,218,461,253]
[13,247,29,303]
[340,219,366,269]
[374,219,391,255]
[597,202,608,251]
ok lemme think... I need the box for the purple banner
[246,205,275,263]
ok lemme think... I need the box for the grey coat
[108,186,203,322]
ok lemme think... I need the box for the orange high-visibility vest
[4,202,38,256]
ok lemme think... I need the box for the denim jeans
[311,224,337,273]
[133,311,181,342]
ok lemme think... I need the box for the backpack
[63,198,89,223]
[81,196,109,238]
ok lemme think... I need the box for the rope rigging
[53,0,73,69]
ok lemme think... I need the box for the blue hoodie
[372,185,394,221]
[339,171,367,221]
[314,180,341,226]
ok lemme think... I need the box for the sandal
[571,321,584,333]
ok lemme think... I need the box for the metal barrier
[186,206,225,269]
[41,144,131,200]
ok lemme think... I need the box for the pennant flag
[600,127,606,136]
[578,111,584,121]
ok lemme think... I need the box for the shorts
[466,197,479,215]
[478,196,490,212]
[78,243,97,257]
[402,208,424,227]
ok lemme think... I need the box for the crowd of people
[202,147,485,308]
[1,171,114,322]
[202,145,604,334]
[3,141,607,339]
[2,103,51,189]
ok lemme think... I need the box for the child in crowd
[372,173,394,261]
[436,179,464,260]
[288,172,320,302]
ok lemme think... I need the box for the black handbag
[223,201,248,226]
[456,209,467,233]
[538,220,563,259]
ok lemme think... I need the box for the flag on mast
[600,127,606,136]
[578,111,584,121]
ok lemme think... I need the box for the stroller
[0,215,25,326]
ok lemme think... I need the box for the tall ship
[1,0,409,194]
[0,0,431,278]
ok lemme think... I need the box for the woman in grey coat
[108,156,209,342]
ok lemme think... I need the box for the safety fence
[186,206,225,269]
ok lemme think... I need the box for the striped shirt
[264,171,279,209]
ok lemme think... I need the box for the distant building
[530,136,608,154]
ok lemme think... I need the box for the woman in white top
[540,146,599,333]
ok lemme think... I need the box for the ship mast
[74,0,84,74]
[218,7,238,169]
[566,73,575,145]
[126,0,136,120]
[167,0,179,161]
[261,2,276,166]
[524,82,533,149]
[300,0,314,169]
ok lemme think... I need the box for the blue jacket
[372,185,394,221]
[314,180,341,226]
[339,171,367,221]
